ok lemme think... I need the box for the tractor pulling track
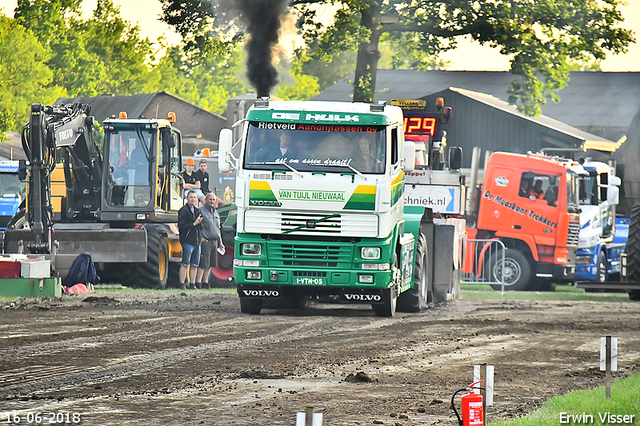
[1,292,639,426]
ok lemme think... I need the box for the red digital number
[403,116,437,135]
[422,117,436,135]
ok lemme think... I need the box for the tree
[274,57,320,100]
[0,14,64,138]
[15,0,157,97]
[162,0,635,116]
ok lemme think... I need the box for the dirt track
[1,291,639,426]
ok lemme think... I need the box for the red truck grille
[567,221,580,246]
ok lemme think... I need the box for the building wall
[421,91,582,168]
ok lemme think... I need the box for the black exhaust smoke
[235,0,288,97]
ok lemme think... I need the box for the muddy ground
[1,290,639,426]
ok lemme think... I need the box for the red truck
[466,152,581,291]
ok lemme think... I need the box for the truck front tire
[489,249,531,291]
[240,297,263,314]
[397,233,430,312]
[373,287,397,317]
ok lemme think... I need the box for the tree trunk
[353,4,382,103]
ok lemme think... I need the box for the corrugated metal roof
[56,93,160,123]
[311,70,640,130]
[56,91,224,124]
[446,87,617,146]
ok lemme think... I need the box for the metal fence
[462,239,506,293]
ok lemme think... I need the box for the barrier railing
[462,239,506,293]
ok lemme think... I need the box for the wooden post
[305,406,314,426]
[479,364,487,424]
[600,336,618,399]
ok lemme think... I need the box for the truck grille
[269,242,353,268]
[567,221,580,246]
[281,212,341,234]
[244,210,378,237]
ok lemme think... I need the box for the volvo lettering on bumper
[242,289,280,297]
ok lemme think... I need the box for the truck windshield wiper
[253,161,302,177]
[309,162,367,180]
[282,213,340,234]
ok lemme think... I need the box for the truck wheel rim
[495,258,521,286]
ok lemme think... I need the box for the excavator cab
[100,113,183,223]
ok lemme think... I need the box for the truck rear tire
[240,297,263,314]
[397,233,430,312]
[489,249,531,291]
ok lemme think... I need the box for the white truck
[574,159,625,283]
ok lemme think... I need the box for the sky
[1,0,639,71]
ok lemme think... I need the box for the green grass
[461,284,632,302]
[490,372,640,426]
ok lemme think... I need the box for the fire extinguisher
[451,380,484,426]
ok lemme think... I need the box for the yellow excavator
[4,103,185,288]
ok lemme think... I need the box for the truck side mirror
[18,159,27,182]
[448,146,462,170]
[607,185,619,206]
[218,129,234,173]
[402,141,416,172]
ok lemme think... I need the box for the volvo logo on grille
[306,220,316,228]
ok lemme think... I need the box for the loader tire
[122,232,169,289]
[397,233,430,312]
[625,205,640,282]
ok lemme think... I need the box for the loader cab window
[519,171,560,207]
[105,128,153,208]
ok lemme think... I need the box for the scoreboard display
[402,111,443,142]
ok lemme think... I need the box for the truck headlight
[361,247,380,260]
[242,243,262,256]
[246,271,262,280]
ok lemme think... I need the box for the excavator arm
[19,103,101,254]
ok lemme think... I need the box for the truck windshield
[105,128,153,207]
[0,172,25,199]
[566,171,580,211]
[578,172,597,205]
[243,122,386,174]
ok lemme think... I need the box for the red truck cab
[469,152,580,290]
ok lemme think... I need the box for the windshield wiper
[309,162,367,180]
[282,213,340,234]
[252,161,303,177]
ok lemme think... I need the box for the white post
[474,364,494,425]
[296,407,323,426]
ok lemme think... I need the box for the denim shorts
[181,243,201,266]
[184,189,204,199]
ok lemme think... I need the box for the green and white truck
[218,99,464,316]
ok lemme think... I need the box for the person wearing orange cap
[182,158,204,201]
